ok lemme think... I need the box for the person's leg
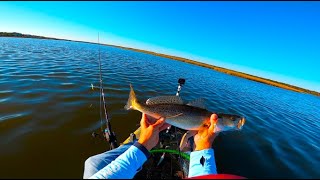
[83,142,134,178]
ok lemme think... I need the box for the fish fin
[186,98,206,109]
[146,96,183,105]
[179,130,197,151]
[124,84,138,110]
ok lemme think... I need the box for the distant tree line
[0,32,59,40]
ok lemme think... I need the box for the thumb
[208,114,218,132]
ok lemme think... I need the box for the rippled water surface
[0,37,319,178]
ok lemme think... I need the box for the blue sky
[0,1,319,92]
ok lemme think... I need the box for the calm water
[0,37,319,178]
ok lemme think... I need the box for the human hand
[138,113,171,150]
[194,114,219,151]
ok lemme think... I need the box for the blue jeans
[83,142,134,179]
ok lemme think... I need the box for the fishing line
[98,33,104,134]
[98,34,111,134]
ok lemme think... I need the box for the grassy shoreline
[1,32,319,97]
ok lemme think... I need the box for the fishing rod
[97,33,118,150]
[165,78,185,134]
[174,78,186,177]
[156,78,186,174]
[176,78,186,96]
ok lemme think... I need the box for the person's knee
[83,156,100,178]
[85,156,97,170]
[83,145,134,178]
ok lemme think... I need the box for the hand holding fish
[126,84,245,151]
[194,114,219,151]
[138,113,171,150]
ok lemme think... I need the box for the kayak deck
[121,126,190,179]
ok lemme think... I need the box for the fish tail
[124,84,139,110]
